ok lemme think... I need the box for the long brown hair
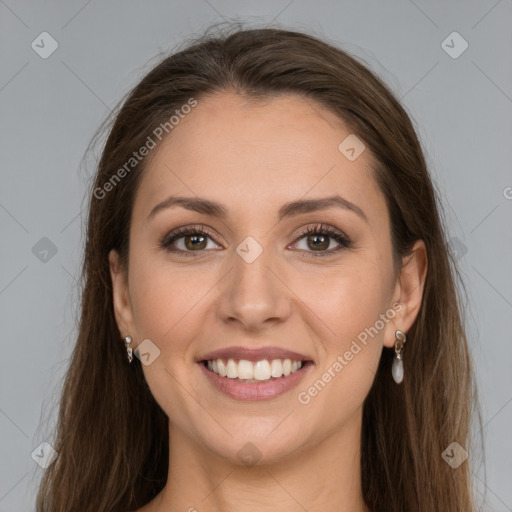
[35,23,482,511]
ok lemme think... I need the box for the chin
[197,419,313,467]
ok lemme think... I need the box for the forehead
[134,92,386,225]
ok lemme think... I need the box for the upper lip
[198,346,312,363]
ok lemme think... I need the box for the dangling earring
[123,336,133,363]
[392,330,407,384]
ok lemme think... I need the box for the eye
[159,223,352,258]
[290,223,352,258]
[159,225,221,256]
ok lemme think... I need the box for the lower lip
[199,361,314,401]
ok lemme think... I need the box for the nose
[216,242,292,332]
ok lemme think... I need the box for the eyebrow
[146,194,368,223]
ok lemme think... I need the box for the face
[110,92,422,465]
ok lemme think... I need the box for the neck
[151,411,369,512]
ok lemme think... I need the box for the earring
[392,330,407,384]
[123,336,133,363]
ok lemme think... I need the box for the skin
[109,92,427,512]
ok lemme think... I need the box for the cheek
[292,261,389,406]
[128,253,208,349]
[127,256,213,418]
[292,257,389,340]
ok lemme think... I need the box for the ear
[109,249,136,340]
[383,240,428,348]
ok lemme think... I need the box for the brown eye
[160,223,351,258]
[160,226,221,256]
[292,224,352,258]
[306,233,330,251]
[183,234,208,250]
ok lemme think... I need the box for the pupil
[186,235,206,250]
[309,234,328,251]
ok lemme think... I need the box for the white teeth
[253,360,271,380]
[237,360,254,380]
[218,359,227,377]
[270,359,282,378]
[205,357,305,380]
[226,359,237,378]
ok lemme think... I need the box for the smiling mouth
[201,358,313,383]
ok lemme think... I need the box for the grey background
[1,1,511,510]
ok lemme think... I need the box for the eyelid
[293,222,347,240]
[159,224,221,250]
[289,223,352,257]
[159,223,352,257]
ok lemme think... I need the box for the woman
[36,25,480,511]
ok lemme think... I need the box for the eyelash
[159,223,352,258]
